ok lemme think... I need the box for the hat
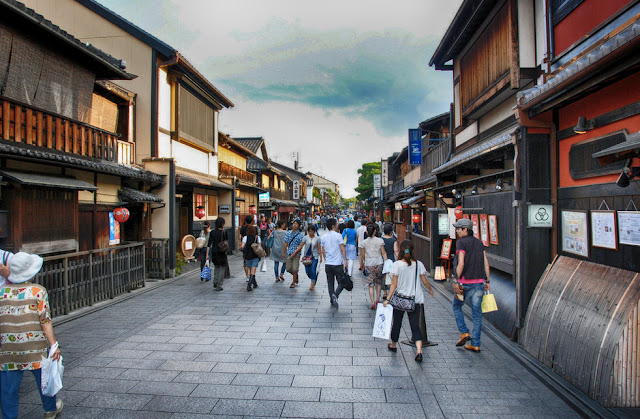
[8,252,43,284]
[452,218,473,230]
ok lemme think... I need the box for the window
[179,85,214,148]
[195,194,205,211]
[569,131,627,179]
[208,195,218,216]
[262,174,270,188]
[22,188,76,245]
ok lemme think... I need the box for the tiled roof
[119,187,163,203]
[0,170,97,190]
[175,167,233,190]
[246,156,269,172]
[234,138,263,154]
[517,19,640,108]
[2,0,135,80]
[0,141,165,182]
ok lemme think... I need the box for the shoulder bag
[301,239,314,266]
[251,237,266,258]
[217,231,230,253]
[389,263,419,312]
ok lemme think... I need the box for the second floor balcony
[0,96,134,165]
[268,187,290,201]
[218,161,255,185]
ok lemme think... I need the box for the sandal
[290,283,296,288]
[279,275,285,281]
[387,344,397,352]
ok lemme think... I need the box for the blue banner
[409,129,422,165]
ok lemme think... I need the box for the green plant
[175,252,185,276]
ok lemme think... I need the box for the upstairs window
[569,130,627,179]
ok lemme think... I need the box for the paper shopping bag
[372,303,394,340]
[481,292,498,313]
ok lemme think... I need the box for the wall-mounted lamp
[454,191,462,200]
[471,185,478,195]
[617,166,640,188]
[438,193,444,198]
[574,116,591,134]
[496,179,504,190]
[451,188,457,195]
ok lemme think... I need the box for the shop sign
[395,202,402,210]
[219,205,231,214]
[259,192,270,203]
[528,204,553,228]
[373,174,381,190]
[108,212,120,245]
[409,129,422,165]
[293,180,300,200]
[381,159,388,187]
[438,213,449,235]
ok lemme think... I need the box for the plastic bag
[195,230,207,249]
[200,265,211,281]
[41,342,63,397]
[260,258,268,272]
[481,292,498,313]
[382,259,394,274]
[372,303,393,340]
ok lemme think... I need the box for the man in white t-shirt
[321,218,347,309]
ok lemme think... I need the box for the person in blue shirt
[342,220,358,277]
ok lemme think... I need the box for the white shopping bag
[382,259,394,274]
[372,303,393,340]
[260,258,268,272]
[41,342,64,397]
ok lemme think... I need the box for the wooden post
[2,100,10,140]
[14,105,21,142]
[142,243,146,287]
[162,240,166,280]
[88,252,94,306]
[127,247,131,292]
[36,111,43,146]
[25,108,33,145]
[110,249,115,299]
[46,115,53,148]
[63,258,70,315]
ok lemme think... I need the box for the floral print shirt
[0,283,51,371]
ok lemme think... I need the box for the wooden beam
[25,108,33,145]
[36,111,43,147]
[64,120,71,153]
[46,115,53,148]
[2,101,10,140]
[509,0,520,89]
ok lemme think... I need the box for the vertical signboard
[109,212,120,245]
[293,180,300,200]
[373,174,381,190]
[381,159,388,187]
[408,129,422,165]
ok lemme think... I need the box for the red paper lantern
[195,207,206,219]
[249,206,257,215]
[113,207,130,223]
[300,212,305,217]
[412,213,421,224]
[454,206,463,220]
[384,209,392,216]
[272,211,278,217]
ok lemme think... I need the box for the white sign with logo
[373,174,381,190]
[528,204,553,228]
[381,160,388,188]
[395,202,402,211]
[293,180,300,200]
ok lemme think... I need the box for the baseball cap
[452,218,473,229]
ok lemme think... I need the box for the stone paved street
[14,251,582,418]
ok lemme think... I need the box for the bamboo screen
[460,4,511,110]
[179,85,215,147]
[89,93,119,133]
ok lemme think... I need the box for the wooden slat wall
[460,4,511,109]
[179,85,214,146]
[523,256,640,406]
[614,298,640,407]
[0,97,133,165]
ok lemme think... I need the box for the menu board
[618,211,640,247]
[562,211,589,258]
[591,211,617,250]
[489,215,499,245]
[479,214,489,247]
[440,238,453,259]
[471,214,480,239]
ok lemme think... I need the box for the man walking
[321,218,348,309]
[451,218,490,353]
[239,215,254,283]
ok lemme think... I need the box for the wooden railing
[0,97,134,165]
[422,139,450,174]
[390,180,405,195]
[143,238,168,279]
[35,242,145,318]
[411,233,431,272]
[219,161,255,184]
[269,187,290,201]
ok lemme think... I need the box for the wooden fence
[35,243,145,318]
[411,233,431,272]
[144,238,168,279]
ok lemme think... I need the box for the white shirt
[302,235,320,258]
[391,260,428,304]
[356,225,367,247]
[242,236,261,244]
[321,231,344,266]
[361,236,385,266]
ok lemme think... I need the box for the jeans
[1,369,57,418]
[305,257,318,282]
[325,264,344,298]
[273,261,286,278]
[452,282,485,347]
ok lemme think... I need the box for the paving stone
[385,388,421,403]
[299,355,352,365]
[255,386,321,401]
[78,392,154,410]
[97,409,173,418]
[353,402,426,418]
[321,388,384,402]
[281,401,353,418]
[353,376,414,389]
[212,399,285,416]
[190,384,258,399]
[128,381,198,396]
[246,354,301,364]
[212,362,269,374]
[143,395,217,413]
[193,352,250,363]
[268,364,324,376]
[173,371,236,385]
[46,405,102,418]
[293,375,353,388]
[106,358,165,370]
[159,361,215,372]
[66,378,139,393]
[277,347,328,356]
[324,365,381,376]
[64,366,127,379]
[229,345,279,355]
[115,369,181,382]
[231,373,294,387]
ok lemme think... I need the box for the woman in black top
[207,218,228,291]
[241,225,261,291]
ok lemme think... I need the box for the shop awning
[0,170,97,191]
[175,168,233,190]
[431,128,516,175]
[592,131,640,164]
[278,206,296,213]
[119,187,163,203]
[401,193,425,206]
[273,198,298,206]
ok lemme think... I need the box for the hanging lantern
[195,207,206,219]
[300,212,305,217]
[272,211,278,217]
[412,213,421,224]
[454,206,463,220]
[249,206,257,215]
[113,207,130,223]
[384,209,392,216]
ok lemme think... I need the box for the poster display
[108,212,120,245]
[440,238,453,259]
[618,211,640,247]
[462,214,470,220]
[561,211,589,258]
[591,211,617,250]
[489,215,499,245]
[471,214,480,239]
[447,208,457,239]
[438,214,449,235]
[479,214,489,247]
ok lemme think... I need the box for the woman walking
[300,225,322,290]
[342,219,358,277]
[282,219,304,288]
[241,225,261,291]
[383,240,434,362]
[199,221,211,280]
[360,224,387,309]
[381,223,399,300]
[207,218,228,291]
[269,220,287,282]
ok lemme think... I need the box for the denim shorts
[245,258,260,268]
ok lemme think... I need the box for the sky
[97,0,463,198]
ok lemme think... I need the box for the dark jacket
[208,229,228,266]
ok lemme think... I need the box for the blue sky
[97,0,462,197]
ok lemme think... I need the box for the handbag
[301,241,314,266]
[217,231,230,253]
[341,268,353,291]
[41,342,63,397]
[389,263,418,312]
[195,231,207,249]
[251,241,267,259]
[200,264,211,281]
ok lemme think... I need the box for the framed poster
[617,211,640,247]
[591,211,617,250]
[440,238,453,259]
[479,214,489,247]
[561,211,589,258]
[471,214,480,238]
[438,213,449,235]
[489,215,499,245]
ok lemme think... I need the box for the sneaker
[44,399,63,419]
[331,294,339,309]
